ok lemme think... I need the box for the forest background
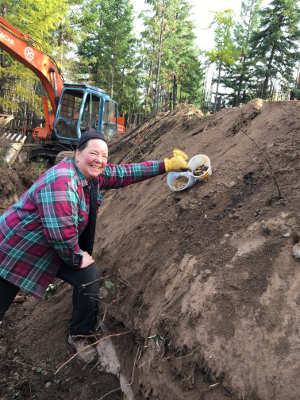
[1,0,300,128]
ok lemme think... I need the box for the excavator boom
[0,16,63,113]
[0,16,125,164]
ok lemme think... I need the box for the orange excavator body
[0,16,125,151]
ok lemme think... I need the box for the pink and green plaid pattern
[0,158,165,299]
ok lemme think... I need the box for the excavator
[0,15,125,164]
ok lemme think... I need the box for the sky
[131,0,271,51]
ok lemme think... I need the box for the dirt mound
[2,99,300,399]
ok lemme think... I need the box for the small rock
[0,345,7,357]
[282,231,291,237]
[227,181,236,188]
[232,213,240,219]
[45,382,51,388]
[293,243,300,258]
[98,287,109,299]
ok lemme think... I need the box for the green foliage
[140,0,204,112]
[104,280,115,294]
[76,0,136,108]
[0,0,70,116]
[206,9,239,67]
[30,159,48,171]
[44,283,57,299]
[3,0,300,124]
[7,0,69,52]
[220,0,263,106]
[206,9,239,112]
[248,0,300,99]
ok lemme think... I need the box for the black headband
[76,130,107,150]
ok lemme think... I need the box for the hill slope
[2,99,300,400]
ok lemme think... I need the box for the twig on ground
[80,279,99,289]
[96,295,126,329]
[234,124,281,199]
[71,333,111,339]
[54,331,131,375]
[118,269,131,287]
[80,276,110,289]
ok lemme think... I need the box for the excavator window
[57,90,84,139]
[102,101,117,140]
[80,95,100,132]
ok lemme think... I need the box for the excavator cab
[54,83,118,146]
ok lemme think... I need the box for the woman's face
[75,139,108,181]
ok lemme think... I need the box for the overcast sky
[131,0,271,51]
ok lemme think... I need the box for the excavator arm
[0,16,64,114]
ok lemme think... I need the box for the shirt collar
[69,158,89,187]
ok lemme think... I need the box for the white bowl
[167,171,196,192]
[188,154,212,180]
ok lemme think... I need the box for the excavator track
[55,151,75,164]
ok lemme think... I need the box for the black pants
[0,263,99,337]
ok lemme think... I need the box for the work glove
[164,149,192,172]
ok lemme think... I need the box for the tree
[140,0,203,113]
[76,0,136,106]
[0,0,69,115]
[222,0,263,105]
[206,8,239,113]
[249,0,300,99]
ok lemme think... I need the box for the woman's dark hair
[77,140,90,152]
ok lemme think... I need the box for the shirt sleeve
[34,178,83,269]
[99,160,166,189]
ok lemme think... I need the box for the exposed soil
[2,99,300,399]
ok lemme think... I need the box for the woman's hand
[80,251,95,268]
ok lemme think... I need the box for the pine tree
[140,0,203,113]
[221,0,262,105]
[249,0,300,99]
[76,0,136,107]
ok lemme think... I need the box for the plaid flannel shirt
[0,158,165,299]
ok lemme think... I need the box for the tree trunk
[173,74,177,109]
[110,66,114,99]
[262,44,276,99]
[154,0,166,111]
[179,81,183,103]
[214,61,222,113]
[127,103,130,131]
[237,57,246,105]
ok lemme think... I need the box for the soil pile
[2,99,300,399]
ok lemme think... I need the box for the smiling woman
[0,129,192,364]
[75,131,109,181]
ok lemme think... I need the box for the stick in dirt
[234,124,282,199]
[54,331,131,375]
